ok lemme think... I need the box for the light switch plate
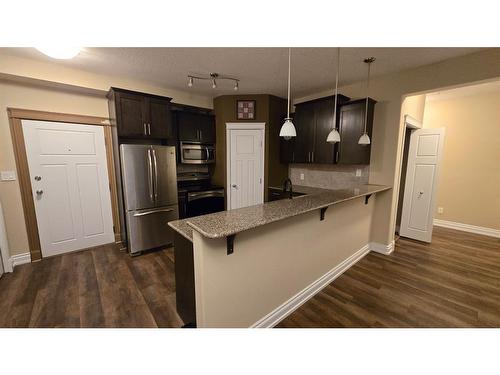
[0,171,16,181]
[355,169,362,177]
[300,173,305,180]
[437,207,444,214]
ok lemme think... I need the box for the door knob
[231,184,238,189]
[36,190,43,195]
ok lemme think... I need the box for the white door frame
[226,123,265,210]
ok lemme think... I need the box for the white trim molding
[9,252,31,270]
[404,114,422,129]
[251,244,370,328]
[434,219,500,239]
[369,241,395,255]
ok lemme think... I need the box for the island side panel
[192,196,375,328]
[174,232,196,326]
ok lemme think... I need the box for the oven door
[186,190,225,217]
[180,143,215,164]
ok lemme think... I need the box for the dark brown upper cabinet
[107,87,173,139]
[176,111,215,143]
[280,95,349,164]
[337,98,376,165]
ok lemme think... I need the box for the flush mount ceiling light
[280,48,296,140]
[187,72,239,90]
[327,47,341,143]
[358,57,376,145]
[36,47,81,59]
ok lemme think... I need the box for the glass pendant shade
[280,118,296,140]
[280,48,296,140]
[358,133,371,145]
[326,128,340,143]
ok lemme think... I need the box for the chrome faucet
[282,178,293,199]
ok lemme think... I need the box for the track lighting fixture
[187,72,239,90]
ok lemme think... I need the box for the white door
[22,120,114,257]
[227,126,264,210]
[400,128,445,242]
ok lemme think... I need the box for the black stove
[177,172,225,219]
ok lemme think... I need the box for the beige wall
[192,196,376,327]
[423,91,500,230]
[294,48,500,246]
[0,51,212,258]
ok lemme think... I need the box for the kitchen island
[169,184,391,327]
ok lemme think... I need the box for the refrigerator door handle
[133,207,174,217]
[152,148,159,202]
[147,148,154,203]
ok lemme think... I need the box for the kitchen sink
[268,188,306,201]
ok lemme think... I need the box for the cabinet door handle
[144,123,147,135]
[335,151,339,163]
[312,151,314,163]
[148,123,151,135]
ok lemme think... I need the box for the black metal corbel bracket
[320,207,328,221]
[227,234,235,255]
[365,194,372,205]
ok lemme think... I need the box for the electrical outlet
[355,169,362,177]
[300,173,305,181]
[0,171,16,181]
[437,207,444,214]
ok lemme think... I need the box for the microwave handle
[206,147,214,161]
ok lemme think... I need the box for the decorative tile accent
[237,100,256,120]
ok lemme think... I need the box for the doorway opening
[8,108,120,262]
[395,79,500,244]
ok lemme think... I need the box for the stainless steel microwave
[180,142,216,164]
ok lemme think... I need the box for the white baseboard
[434,219,500,239]
[369,241,395,255]
[251,244,370,328]
[9,252,31,270]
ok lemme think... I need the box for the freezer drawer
[126,205,179,254]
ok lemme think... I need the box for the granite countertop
[168,219,193,242]
[173,184,391,240]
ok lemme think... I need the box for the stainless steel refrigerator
[120,144,179,255]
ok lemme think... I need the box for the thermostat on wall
[0,171,16,181]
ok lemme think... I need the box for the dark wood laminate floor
[278,227,500,327]
[0,245,183,328]
[1,227,499,328]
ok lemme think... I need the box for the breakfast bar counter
[167,184,391,328]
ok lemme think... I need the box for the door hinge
[260,178,262,184]
[113,225,116,233]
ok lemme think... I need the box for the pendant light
[327,48,341,143]
[358,57,375,145]
[279,48,297,140]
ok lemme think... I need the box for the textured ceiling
[1,47,484,99]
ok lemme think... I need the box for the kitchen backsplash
[289,164,370,189]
